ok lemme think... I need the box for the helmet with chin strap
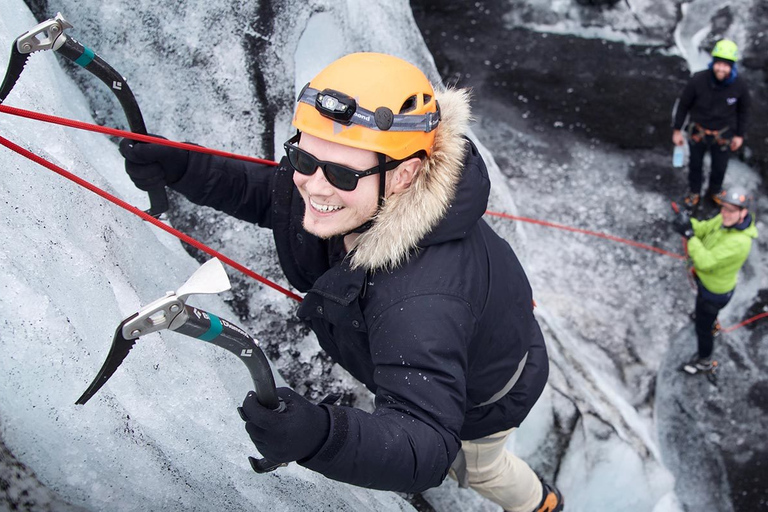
[714,186,752,209]
[292,52,440,160]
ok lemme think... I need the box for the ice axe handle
[239,399,288,474]
[146,187,169,218]
[248,394,287,473]
[55,37,169,217]
[174,307,287,473]
[249,455,287,474]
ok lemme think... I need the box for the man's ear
[389,158,422,195]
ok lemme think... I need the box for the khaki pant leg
[460,428,542,512]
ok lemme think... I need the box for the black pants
[694,285,732,359]
[688,137,731,196]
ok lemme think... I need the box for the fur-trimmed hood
[349,88,488,271]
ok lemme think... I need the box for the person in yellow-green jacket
[673,185,757,374]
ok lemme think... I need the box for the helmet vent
[399,95,418,114]
[423,94,432,105]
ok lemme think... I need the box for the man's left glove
[238,387,330,464]
[673,211,694,238]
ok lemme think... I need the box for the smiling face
[720,202,748,227]
[292,133,382,240]
[712,60,733,81]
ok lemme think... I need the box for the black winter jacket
[172,89,548,493]
[673,68,750,137]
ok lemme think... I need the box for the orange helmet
[292,52,440,160]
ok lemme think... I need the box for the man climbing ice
[120,52,563,511]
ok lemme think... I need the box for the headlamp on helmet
[315,89,356,124]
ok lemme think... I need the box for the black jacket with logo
[673,68,750,137]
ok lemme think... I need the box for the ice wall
[5,0,762,511]
[0,2,413,510]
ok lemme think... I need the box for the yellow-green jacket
[688,213,757,294]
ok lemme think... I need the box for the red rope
[0,104,279,166]
[0,104,686,261]
[0,133,302,303]
[485,210,687,260]
[3,106,763,332]
[722,312,768,334]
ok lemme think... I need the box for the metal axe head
[176,257,231,302]
[76,259,231,404]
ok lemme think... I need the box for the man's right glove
[118,138,190,191]
[672,210,694,238]
[238,387,330,464]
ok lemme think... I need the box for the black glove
[239,387,330,464]
[673,211,694,238]
[118,137,189,191]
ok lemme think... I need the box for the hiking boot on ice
[683,193,700,208]
[704,189,721,205]
[503,479,563,512]
[532,480,564,512]
[681,357,716,375]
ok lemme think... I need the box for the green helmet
[711,39,739,62]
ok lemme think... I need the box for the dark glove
[672,211,694,238]
[238,387,330,464]
[118,137,189,191]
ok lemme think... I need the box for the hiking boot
[533,480,563,512]
[683,193,700,208]
[681,356,716,375]
[502,480,563,512]
[693,358,714,372]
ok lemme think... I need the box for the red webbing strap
[722,312,768,334]
[0,104,279,166]
[485,210,687,260]
[0,104,685,262]
[0,133,302,302]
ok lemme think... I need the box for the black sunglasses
[283,134,405,191]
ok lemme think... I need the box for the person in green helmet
[672,185,758,374]
[672,39,751,209]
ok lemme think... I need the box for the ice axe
[0,12,169,217]
[76,258,286,473]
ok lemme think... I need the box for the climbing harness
[688,123,731,146]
